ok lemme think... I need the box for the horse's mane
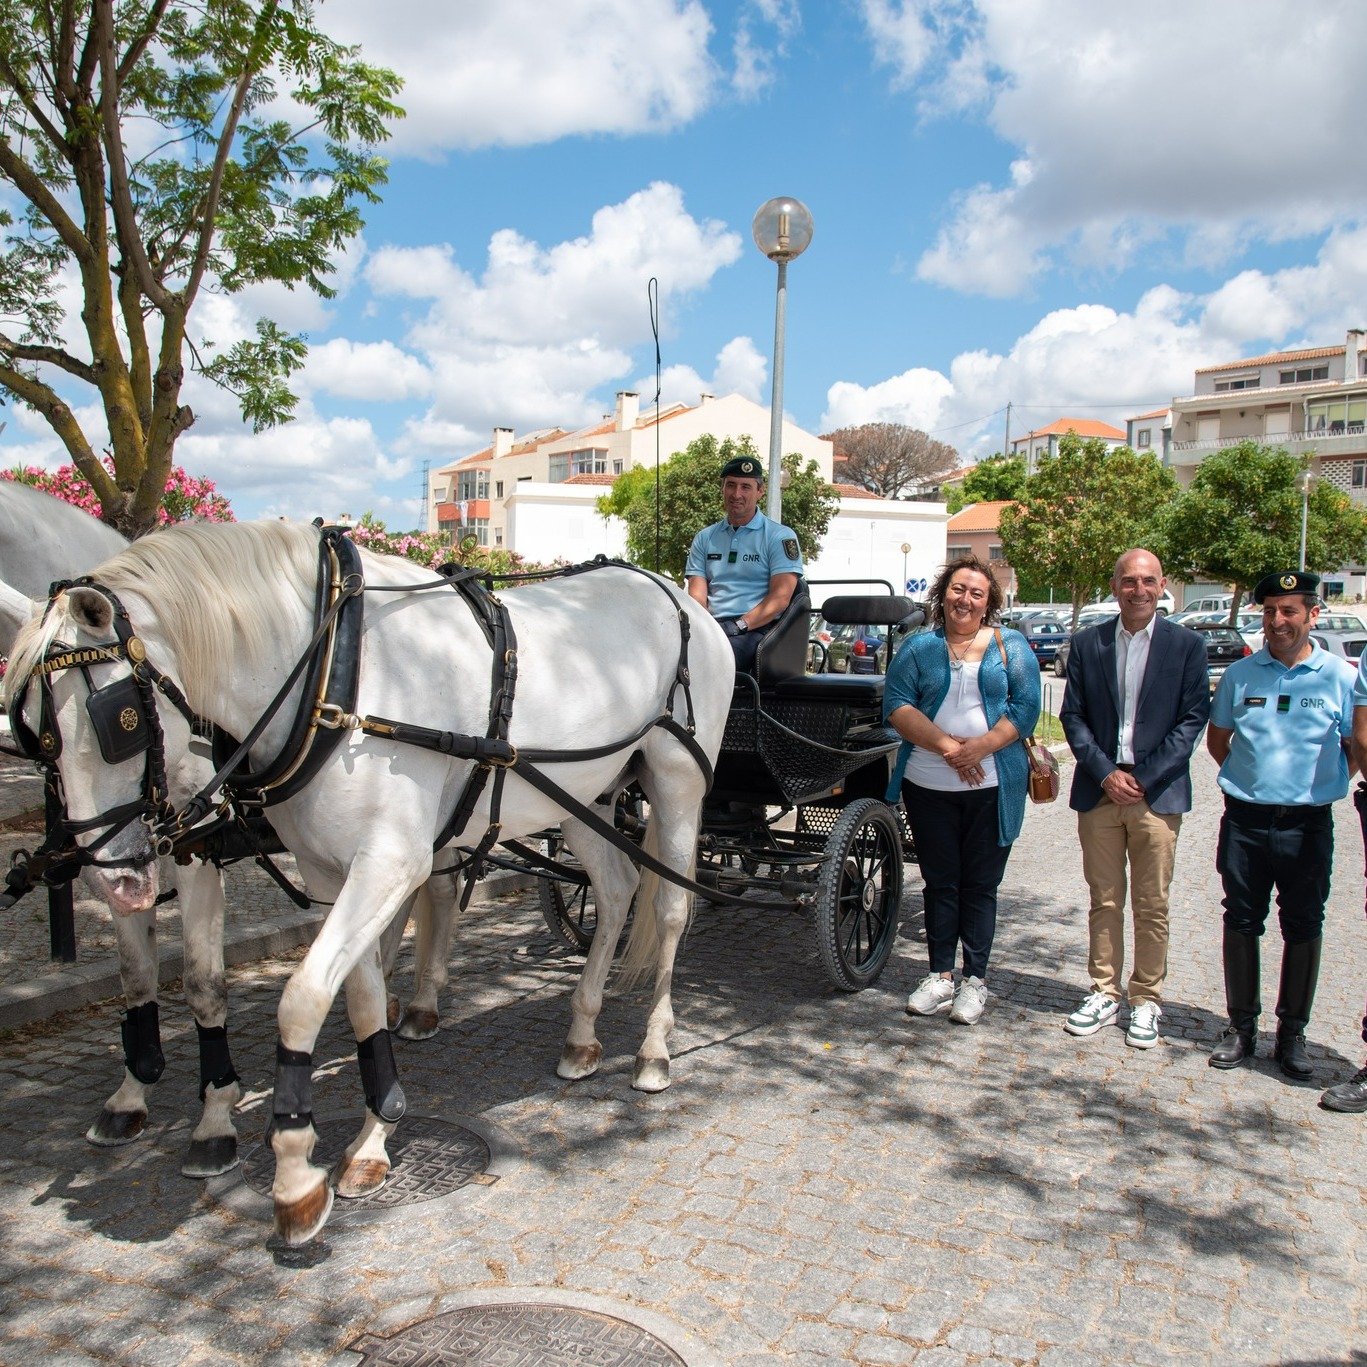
[4,521,321,711]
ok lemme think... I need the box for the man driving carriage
[685,455,803,672]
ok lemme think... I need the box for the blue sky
[8,0,1367,525]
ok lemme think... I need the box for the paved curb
[0,869,536,1032]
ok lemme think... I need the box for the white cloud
[865,0,1367,295]
[317,0,718,156]
[731,0,801,100]
[825,227,1367,458]
[366,183,742,442]
[302,339,433,402]
[642,335,769,410]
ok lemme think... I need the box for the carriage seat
[749,583,812,685]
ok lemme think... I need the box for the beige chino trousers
[1077,797,1182,1006]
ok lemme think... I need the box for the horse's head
[5,583,196,915]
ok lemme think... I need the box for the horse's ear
[65,586,114,632]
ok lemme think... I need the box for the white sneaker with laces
[949,975,988,1025]
[1126,1001,1162,1049]
[906,973,955,1016]
[1065,991,1120,1036]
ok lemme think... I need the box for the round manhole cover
[349,1303,688,1365]
[241,1115,493,1208]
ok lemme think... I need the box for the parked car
[1190,623,1252,691]
[1052,635,1072,678]
[1309,630,1367,667]
[1017,619,1070,667]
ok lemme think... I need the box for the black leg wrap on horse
[356,1029,406,1123]
[273,1042,314,1131]
[195,1022,239,1101]
[121,1002,165,1084]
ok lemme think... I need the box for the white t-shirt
[904,661,1000,792]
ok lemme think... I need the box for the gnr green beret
[720,457,764,481]
[1252,570,1320,603]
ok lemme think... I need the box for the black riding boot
[1274,936,1322,1081]
[1210,929,1260,1069]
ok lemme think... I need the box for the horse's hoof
[396,1007,439,1041]
[333,1158,390,1200]
[86,1107,147,1146]
[181,1135,239,1179]
[274,1179,334,1246]
[633,1056,671,1093]
[557,1042,603,1080]
[386,995,401,1030]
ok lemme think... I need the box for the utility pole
[419,460,430,531]
[1003,401,1012,468]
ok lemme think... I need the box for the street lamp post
[1298,469,1318,572]
[752,197,814,522]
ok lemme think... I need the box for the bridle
[9,580,200,874]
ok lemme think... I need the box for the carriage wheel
[536,833,639,954]
[813,797,903,991]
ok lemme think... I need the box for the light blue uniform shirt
[685,510,803,619]
[1353,650,1367,707]
[1210,643,1356,806]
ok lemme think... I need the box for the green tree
[597,433,839,582]
[0,0,403,536]
[822,422,958,498]
[1160,441,1367,621]
[997,433,1179,630]
[944,454,1027,514]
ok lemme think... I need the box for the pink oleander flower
[2,460,235,524]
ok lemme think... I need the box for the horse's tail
[613,816,695,992]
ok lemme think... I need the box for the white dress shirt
[1115,619,1154,765]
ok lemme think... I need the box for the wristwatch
[736,617,748,633]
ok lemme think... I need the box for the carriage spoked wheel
[536,833,640,954]
[813,797,903,991]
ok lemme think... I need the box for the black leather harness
[8,532,737,910]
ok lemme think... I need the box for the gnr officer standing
[1205,570,1357,1079]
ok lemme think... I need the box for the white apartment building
[1166,329,1367,598]
[428,391,833,549]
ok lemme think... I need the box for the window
[494,529,504,546]
[1322,580,1345,598]
[989,544,1006,561]
[1136,429,1151,448]
[1279,366,1329,384]
[946,545,972,559]
[1214,375,1260,392]
[1308,397,1367,435]
[570,448,607,476]
[1353,461,1367,489]
[471,519,489,546]
[456,469,488,500]
[547,453,569,482]
[612,459,624,475]
[495,481,503,498]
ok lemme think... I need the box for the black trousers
[724,620,774,674]
[1216,795,1332,945]
[902,781,1012,979]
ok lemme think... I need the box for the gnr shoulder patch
[782,538,799,559]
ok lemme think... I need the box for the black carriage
[538,584,923,992]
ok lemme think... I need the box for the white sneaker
[906,973,955,1016]
[1126,1001,1162,1049]
[1065,991,1120,1036]
[949,975,987,1025]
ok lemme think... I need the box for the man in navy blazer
[1060,549,1210,1049]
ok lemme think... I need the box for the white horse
[0,485,454,1179]
[6,520,733,1245]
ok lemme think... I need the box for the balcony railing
[1170,426,1367,456]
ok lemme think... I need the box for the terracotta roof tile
[946,500,1014,532]
[561,472,618,486]
[1018,418,1126,441]
[1196,345,1342,375]
[833,483,879,499]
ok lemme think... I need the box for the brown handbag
[994,629,1059,803]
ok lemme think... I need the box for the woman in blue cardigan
[884,555,1041,1025]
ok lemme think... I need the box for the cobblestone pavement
[1,747,1367,1365]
